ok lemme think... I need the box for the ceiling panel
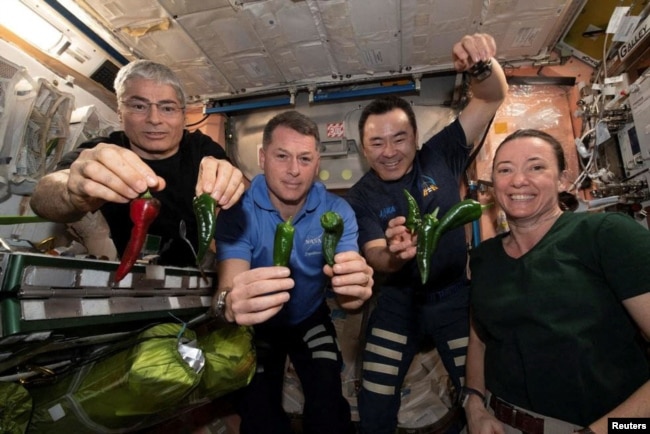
[72,0,588,101]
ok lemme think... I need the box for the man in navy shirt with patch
[346,33,508,434]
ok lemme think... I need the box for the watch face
[215,289,230,318]
[475,69,492,81]
[468,60,492,81]
[217,291,227,307]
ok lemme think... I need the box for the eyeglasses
[120,100,185,117]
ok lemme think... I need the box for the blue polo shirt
[215,174,360,325]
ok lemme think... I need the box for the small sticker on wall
[494,122,508,134]
[326,122,345,138]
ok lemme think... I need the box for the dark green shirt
[470,211,650,426]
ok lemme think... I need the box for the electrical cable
[569,146,597,192]
[186,114,210,128]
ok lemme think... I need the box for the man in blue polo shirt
[212,110,374,434]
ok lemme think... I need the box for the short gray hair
[114,60,186,107]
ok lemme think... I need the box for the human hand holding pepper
[67,143,165,212]
[385,216,418,261]
[195,157,245,210]
[225,266,295,326]
[323,251,373,311]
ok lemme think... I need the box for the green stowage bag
[27,323,202,433]
[196,324,256,399]
[0,381,32,434]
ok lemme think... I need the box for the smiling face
[259,124,320,219]
[118,77,185,160]
[361,108,418,181]
[492,136,567,223]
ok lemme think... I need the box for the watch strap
[467,59,492,81]
[213,288,231,320]
[460,386,487,408]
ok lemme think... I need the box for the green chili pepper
[416,211,439,284]
[429,199,483,257]
[193,193,218,266]
[416,199,486,284]
[434,199,485,235]
[404,189,421,233]
[320,211,344,266]
[273,216,295,266]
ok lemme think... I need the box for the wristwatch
[458,386,488,408]
[468,59,493,82]
[213,289,230,321]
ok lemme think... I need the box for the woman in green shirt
[464,129,650,434]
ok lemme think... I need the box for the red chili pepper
[113,190,161,283]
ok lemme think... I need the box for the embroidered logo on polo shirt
[305,232,322,257]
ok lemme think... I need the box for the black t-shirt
[57,130,228,266]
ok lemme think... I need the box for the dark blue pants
[234,303,352,434]
[357,282,470,434]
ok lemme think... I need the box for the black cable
[464,114,496,185]
[186,114,210,128]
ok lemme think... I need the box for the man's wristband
[459,386,487,407]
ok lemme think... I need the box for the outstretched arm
[453,33,509,145]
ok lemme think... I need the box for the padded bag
[0,381,32,434]
[27,323,201,433]
[196,324,256,399]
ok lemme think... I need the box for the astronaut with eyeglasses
[31,59,245,267]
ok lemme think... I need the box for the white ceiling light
[0,1,66,53]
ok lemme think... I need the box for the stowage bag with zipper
[26,323,202,433]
